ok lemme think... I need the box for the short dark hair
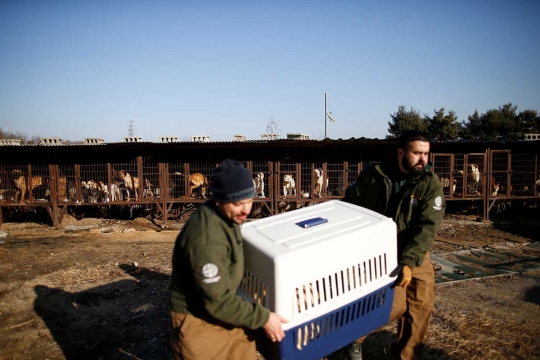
[397,130,430,151]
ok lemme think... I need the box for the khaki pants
[389,254,435,359]
[355,254,435,360]
[170,311,256,360]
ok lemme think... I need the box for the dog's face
[314,169,322,177]
[468,164,478,173]
[283,174,292,183]
[118,170,128,179]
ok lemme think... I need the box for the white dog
[252,172,265,197]
[282,174,297,196]
[313,168,328,198]
[467,164,481,194]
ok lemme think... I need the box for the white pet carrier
[240,200,398,360]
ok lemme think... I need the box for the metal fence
[1,148,539,227]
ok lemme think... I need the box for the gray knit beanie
[211,159,255,202]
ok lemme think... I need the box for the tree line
[387,103,540,141]
[2,103,539,143]
[0,129,84,144]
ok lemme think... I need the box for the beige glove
[391,264,413,288]
[397,265,412,288]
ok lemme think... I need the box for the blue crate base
[256,284,394,360]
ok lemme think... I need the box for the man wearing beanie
[169,159,288,360]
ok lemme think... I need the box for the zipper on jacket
[383,175,392,214]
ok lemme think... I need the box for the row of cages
[0,151,539,208]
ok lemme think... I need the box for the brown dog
[13,169,42,203]
[118,170,140,201]
[188,173,208,198]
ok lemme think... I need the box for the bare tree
[0,128,29,143]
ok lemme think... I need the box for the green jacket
[343,156,445,269]
[169,201,270,330]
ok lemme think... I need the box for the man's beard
[402,156,425,175]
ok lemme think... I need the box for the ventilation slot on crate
[241,270,268,306]
[294,253,388,315]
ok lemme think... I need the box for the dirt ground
[0,210,539,360]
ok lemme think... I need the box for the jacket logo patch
[433,196,443,210]
[202,263,221,284]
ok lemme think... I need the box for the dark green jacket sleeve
[187,226,270,330]
[343,167,389,215]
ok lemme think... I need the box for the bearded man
[341,130,445,360]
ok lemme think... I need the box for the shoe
[346,342,363,360]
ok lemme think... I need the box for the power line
[128,120,134,137]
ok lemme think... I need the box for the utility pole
[325,93,336,139]
[325,93,327,139]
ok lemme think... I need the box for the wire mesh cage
[57,164,78,203]
[453,154,465,198]
[536,155,540,197]
[510,153,537,197]
[279,161,298,199]
[491,151,510,197]
[0,164,51,204]
[464,154,486,197]
[326,162,345,198]
[432,154,454,198]
[299,162,322,200]
[167,162,186,200]
[251,161,270,199]
[111,159,141,202]
[79,163,111,203]
[186,162,214,200]
[142,157,160,201]
[347,162,360,190]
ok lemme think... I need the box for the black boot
[346,342,363,360]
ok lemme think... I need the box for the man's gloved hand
[390,264,412,288]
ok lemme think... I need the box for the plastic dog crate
[240,200,397,360]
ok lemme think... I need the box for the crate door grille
[292,287,389,351]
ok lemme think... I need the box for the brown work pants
[355,254,435,360]
[170,311,256,360]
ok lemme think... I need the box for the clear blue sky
[1,0,539,142]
